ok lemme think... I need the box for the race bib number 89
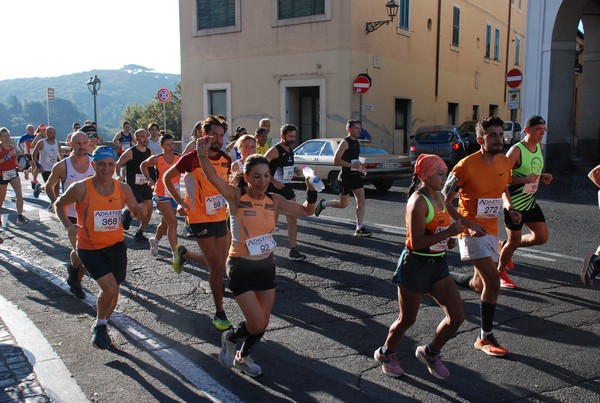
[476,198,503,219]
[205,194,225,215]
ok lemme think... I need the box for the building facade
[523,0,599,171]
[179,0,527,153]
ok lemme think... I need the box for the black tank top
[126,146,151,185]
[268,144,294,177]
[341,137,360,174]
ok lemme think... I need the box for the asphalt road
[0,173,599,402]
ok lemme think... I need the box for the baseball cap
[525,115,546,128]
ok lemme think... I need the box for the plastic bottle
[301,165,325,192]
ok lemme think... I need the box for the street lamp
[86,75,101,124]
[365,0,399,34]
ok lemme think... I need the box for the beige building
[179,0,527,153]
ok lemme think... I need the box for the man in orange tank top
[55,146,146,350]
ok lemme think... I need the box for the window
[515,36,521,65]
[485,24,491,58]
[278,0,325,19]
[452,6,460,47]
[399,0,410,31]
[494,27,500,61]
[195,0,240,35]
[448,103,459,125]
[472,105,479,121]
[203,83,231,120]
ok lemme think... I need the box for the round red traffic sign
[506,68,522,88]
[157,88,172,103]
[353,76,371,94]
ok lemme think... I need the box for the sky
[0,0,181,80]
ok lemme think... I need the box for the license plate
[381,163,399,168]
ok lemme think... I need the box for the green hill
[0,65,180,141]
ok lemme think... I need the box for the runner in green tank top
[498,116,553,288]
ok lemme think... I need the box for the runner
[0,128,26,225]
[55,146,146,349]
[498,115,553,288]
[265,124,306,260]
[46,132,95,299]
[374,154,465,379]
[116,128,153,241]
[582,164,600,286]
[194,135,317,377]
[163,115,231,331]
[443,116,521,357]
[230,134,256,178]
[17,124,36,181]
[31,126,61,199]
[140,134,181,257]
[314,120,373,237]
[146,122,163,155]
[113,121,134,155]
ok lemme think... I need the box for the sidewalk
[0,314,49,402]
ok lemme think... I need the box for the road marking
[0,248,241,403]
[0,293,88,403]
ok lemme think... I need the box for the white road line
[0,294,88,403]
[0,249,241,403]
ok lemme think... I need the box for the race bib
[2,169,17,181]
[431,226,450,251]
[282,166,295,181]
[135,174,148,185]
[205,194,226,215]
[523,178,540,194]
[351,159,360,171]
[46,155,57,164]
[245,234,277,257]
[476,198,503,219]
[93,210,121,232]
[165,183,180,198]
[122,142,131,151]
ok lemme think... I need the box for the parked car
[502,121,522,145]
[409,125,468,168]
[457,120,480,154]
[293,138,412,192]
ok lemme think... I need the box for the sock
[230,321,250,343]
[95,318,108,326]
[321,200,327,208]
[480,301,496,334]
[240,331,265,357]
[426,344,440,357]
[356,225,363,231]
[380,346,388,355]
[481,330,493,339]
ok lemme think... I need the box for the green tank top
[509,142,544,211]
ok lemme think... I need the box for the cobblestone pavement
[0,318,49,403]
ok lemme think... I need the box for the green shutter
[197,0,236,30]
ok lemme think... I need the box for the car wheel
[327,171,341,194]
[373,178,393,192]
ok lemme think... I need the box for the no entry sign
[506,68,523,89]
[353,75,371,94]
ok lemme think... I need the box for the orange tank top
[229,191,276,257]
[185,153,230,224]
[405,192,451,255]
[154,153,181,197]
[76,178,125,250]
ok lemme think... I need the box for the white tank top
[63,155,95,218]
[39,139,60,172]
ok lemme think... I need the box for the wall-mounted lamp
[365,0,399,34]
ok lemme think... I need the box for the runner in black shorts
[314,119,373,237]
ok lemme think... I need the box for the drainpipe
[504,0,512,105]
[435,0,441,100]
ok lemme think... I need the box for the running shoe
[314,199,326,217]
[415,345,450,379]
[474,334,509,357]
[149,237,159,256]
[354,227,373,237]
[289,247,306,261]
[173,244,187,274]
[373,348,404,377]
[16,215,27,224]
[499,240,514,270]
[581,253,600,287]
[499,271,517,289]
[134,231,149,242]
[122,209,132,230]
[212,312,233,331]
[91,324,112,350]
[233,351,262,378]
[31,181,37,190]
[218,329,237,368]
[33,183,42,198]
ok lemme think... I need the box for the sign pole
[46,95,50,126]
[359,94,363,123]
[163,102,167,133]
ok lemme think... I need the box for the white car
[293,138,412,192]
